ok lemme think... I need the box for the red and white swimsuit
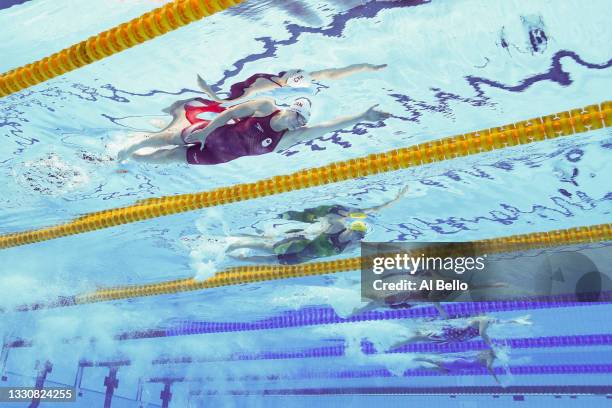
[180,98,287,165]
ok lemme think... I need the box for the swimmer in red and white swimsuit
[196,63,387,102]
[117,97,391,166]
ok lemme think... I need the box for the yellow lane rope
[0,101,609,250]
[74,223,611,304]
[0,0,243,98]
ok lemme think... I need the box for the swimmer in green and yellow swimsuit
[225,186,409,265]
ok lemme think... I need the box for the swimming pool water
[0,0,611,406]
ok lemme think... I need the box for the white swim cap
[287,97,312,123]
[286,70,312,88]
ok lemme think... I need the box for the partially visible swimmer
[225,186,409,265]
[415,349,502,384]
[389,314,532,351]
[350,290,449,320]
[350,277,508,320]
[117,97,390,165]
[196,63,387,102]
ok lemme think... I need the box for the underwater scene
[0,0,611,406]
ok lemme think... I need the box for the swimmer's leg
[484,351,501,384]
[160,98,193,130]
[478,318,494,347]
[117,130,183,161]
[131,146,187,165]
[226,237,275,253]
[197,75,225,102]
[388,334,430,351]
[414,357,447,371]
[488,366,501,384]
[227,253,278,263]
[433,302,449,319]
[348,300,382,318]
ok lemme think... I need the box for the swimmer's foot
[114,158,136,174]
[116,148,131,163]
[388,339,410,351]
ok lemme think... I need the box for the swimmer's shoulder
[238,97,277,116]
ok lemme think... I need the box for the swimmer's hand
[363,104,391,122]
[192,128,213,150]
[398,184,410,197]
[367,63,388,71]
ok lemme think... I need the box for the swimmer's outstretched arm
[276,104,391,150]
[280,210,317,223]
[196,75,225,102]
[310,63,387,80]
[197,75,276,102]
[362,185,409,214]
[279,205,335,223]
[192,99,275,148]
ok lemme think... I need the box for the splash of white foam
[14,153,89,195]
[0,274,63,309]
[189,208,232,281]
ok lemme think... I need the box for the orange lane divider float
[0,0,243,98]
[0,101,610,250]
[69,222,609,304]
